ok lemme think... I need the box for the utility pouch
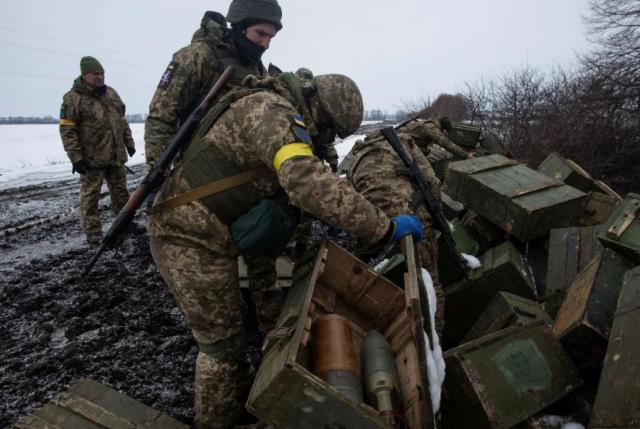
[230,199,299,259]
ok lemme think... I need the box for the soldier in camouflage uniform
[59,56,136,244]
[144,0,283,171]
[408,117,473,160]
[148,73,423,428]
[348,125,448,336]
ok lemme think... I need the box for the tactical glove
[72,160,89,175]
[127,146,136,157]
[391,215,424,242]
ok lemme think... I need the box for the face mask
[231,26,266,65]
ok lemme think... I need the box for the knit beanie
[80,56,104,75]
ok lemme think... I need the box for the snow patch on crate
[420,268,446,413]
[462,253,482,270]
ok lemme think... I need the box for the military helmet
[439,116,452,133]
[227,0,283,31]
[313,74,363,138]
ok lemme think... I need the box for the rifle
[81,65,236,280]
[380,126,469,276]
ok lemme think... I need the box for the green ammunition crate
[441,192,466,221]
[248,240,435,429]
[427,145,455,181]
[444,155,587,241]
[438,218,480,286]
[441,322,582,429]
[596,192,640,263]
[443,242,537,348]
[553,249,636,369]
[580,191,620,226]
[590,267,640,429]
[545,226,603,319]
[449,122,481,148]
[479,132,509,156]
[462,292,553,343]
[13,378,189,429]
[538,152,601,194]
[461,210,507,254]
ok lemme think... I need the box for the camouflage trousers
[79,165,129,236]
[149,215,282,429]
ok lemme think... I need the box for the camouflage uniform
[148,78,390,428]
[349,128,446,336]
[59,77,135,238]
[144,14,266,171]
[403,118,470,160]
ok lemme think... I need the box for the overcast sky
[0,0,592,117]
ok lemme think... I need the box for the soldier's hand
[72,160,89,175]
[127,146,136,157]
[391,215,424,242]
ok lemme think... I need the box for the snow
[462,253,482,270]
[420,268,446,414]
[0,124,146,190]
[334,134,364,163]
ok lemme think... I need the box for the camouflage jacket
[401,119,469,159]
[59,77,135,167]
[144,19,265,169]
[154,86,390,245]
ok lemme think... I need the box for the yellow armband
[273,142,313,172]
[59,119,76,127]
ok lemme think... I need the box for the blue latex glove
[391,215,424,242]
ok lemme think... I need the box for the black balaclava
[230,23,266,65]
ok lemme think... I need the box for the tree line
[403,0,640,195]
[0,114,147,125]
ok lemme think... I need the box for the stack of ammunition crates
[434,153,640,428]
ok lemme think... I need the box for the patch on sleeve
[291,125,312,144]
[157,61,179,89]
[288,114,306,128]
[59,103,66,119]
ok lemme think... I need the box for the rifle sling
[150,168,270,215]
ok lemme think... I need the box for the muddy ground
[0,164,199,427]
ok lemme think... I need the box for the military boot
[86,232,103,245]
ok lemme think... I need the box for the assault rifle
[80,66,236,280]
[380,126,469,276]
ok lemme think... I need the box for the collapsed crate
[545,226,603,319]
[441,322,582,429]
[247,240,435,429]
[13,378,188,429]
[589,266,640,429]
[444,155,587,241]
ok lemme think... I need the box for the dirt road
[0,165,197,427]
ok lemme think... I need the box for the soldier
[148,73,423,428]
[59,56,136,244]
[407,116,474,160]
[348,124,448,336]
[144,0,283,171]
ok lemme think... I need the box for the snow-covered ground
[0,123,372,191]
[0,124,146,190]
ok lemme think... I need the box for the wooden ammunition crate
[427,145,455,181]
[443,242,537,348]
[13,378,188,429]
[553,249,636,369]
[441,322,582,429]
[444,155,587,241]
[538,152,601,195]
[590,266,640,429]
[462,292,553,343]
[461,210,507,254]
[449,122,481,148]
[545,226,603,319]
[580,191,620,226]
[596,192,640,263]
[248,240,434,429]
